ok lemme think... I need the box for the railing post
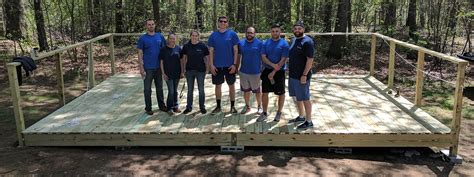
[87,42,96,89]
[55,53,65,105]
[414,50,425,106]
[450,62,467,157]
[370,34,376,76]
[7,63,25,146]
[388,40,396,89]
[109,34,116,75]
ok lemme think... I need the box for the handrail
[6,32,467,157]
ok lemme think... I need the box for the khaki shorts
[239,72,261,93]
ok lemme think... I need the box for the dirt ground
[1,42,473,176]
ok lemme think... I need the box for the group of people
[136,16,315,129]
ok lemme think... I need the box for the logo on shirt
[226,38,232,41]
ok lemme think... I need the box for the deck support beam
[369,34,376,76]
[7,62,25,146]
[87,42,96,89]
[109,35,116,75]
[414,51,425,106]
[450,62,467,157]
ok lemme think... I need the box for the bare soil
[0,40,473,176]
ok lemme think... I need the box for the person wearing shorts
[208,16,240,114]
[288,21,315,129]
[259,24,289,122]
[238,27,263,115]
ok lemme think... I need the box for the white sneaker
[257,106,263,115]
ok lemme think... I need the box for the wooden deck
[22,74,452,147]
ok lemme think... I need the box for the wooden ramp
[22,74,451,147]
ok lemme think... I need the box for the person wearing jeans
[160,33,184,115]
[182,30,209,114]
[136,19,167,115]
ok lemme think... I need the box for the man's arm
[181,54,186,77]
[209,47,217,75]
[300,57,313,84]
[229,45,238,74]
[138,49,145,78]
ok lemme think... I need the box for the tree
[237,0,245,32]
[194,0,204,30]
[327,0,350,59]
[33,0,49,51]
[322,0,333,32]
[406,0,417,37]
[4,0,26,41]
[152,0,160,32]
[384,0,396,27]
[115,0,125,33]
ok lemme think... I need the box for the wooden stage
[22,74,452,148]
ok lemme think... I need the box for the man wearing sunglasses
[208,16,240,114]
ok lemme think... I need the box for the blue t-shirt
[289,35,315,80]
[207,29,239,67]
[136,33,166,69]
[262,38,289,70]
[238,39,263,75]
[160,45,182,79]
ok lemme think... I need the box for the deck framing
[6,33,468,158]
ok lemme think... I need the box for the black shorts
[212,67,236,85]
[261,68,285,95]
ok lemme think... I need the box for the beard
[294,31,303,37]
[246,35,254,41]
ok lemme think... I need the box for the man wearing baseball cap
[287,21,315,129]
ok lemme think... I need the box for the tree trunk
[237,0,245,32]
[347,0,352,33]
[33,0,49,51]
[384,0,396,26]
[419,0,425,29]
[406,0,417,37]
[152,0,160,32]
[4,0,26,40]
[327,0,350,59]
[115,0,125,33]
[296,0,302,21]
[213,0,217,31]
[194,0,204,30]
[134,0,144,32]
[322,0,333,32]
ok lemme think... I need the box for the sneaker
[211,107,221,114]
[297,121,313,129]
[230,107,238,114]
[173,108,181,113]
[257,106,263,115]
[273,112,282,122]
[257,113,267,122]
[288,116,305,123]
[145,110,154,115]
[240,105,251,114]
[183,108,192,114]
[200,109,207,114]
[167,110,174,115]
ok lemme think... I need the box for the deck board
[23,74,451,146]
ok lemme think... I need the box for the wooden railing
[6,33,468,156]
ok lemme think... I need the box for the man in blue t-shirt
[259,24,290,122]
[208,16,240,114]
[288,21,315,129]
[238,27,263,115]
[136,19,167,115]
